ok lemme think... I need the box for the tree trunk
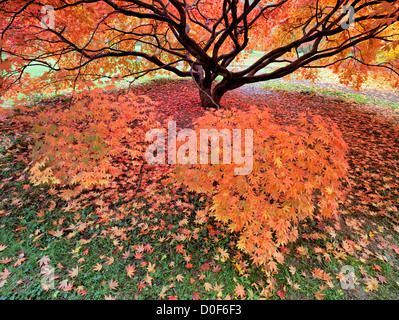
[199,88,222,108]
[198,78,227,109]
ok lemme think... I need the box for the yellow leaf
[93,263,102,272]
[274,157,283,168]
[144,273,153,286]
[68,266,79,279]
[176,274,184,283]
[147,262,156,274]
[204,282,212,292]
[105,256,114,266]
[126,264,136,278]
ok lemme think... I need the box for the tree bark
[197,77,242,108]
[199,87,222,109]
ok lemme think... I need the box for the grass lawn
[1,144,398,300]
[263,79,399,111]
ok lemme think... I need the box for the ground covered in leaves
[0,79,398,300]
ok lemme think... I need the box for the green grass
[0,144,261,300]
[1,53,399,300]
[1,142,398,299]
[263,80,399,110]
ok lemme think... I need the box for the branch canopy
[1,0,399,104]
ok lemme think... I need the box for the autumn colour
[145,120,253,175]
[1,1,399,107]
[0,0,398,302]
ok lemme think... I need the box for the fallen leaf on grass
[93,263,103,272]
[105,256,114,266]
[68,266,79,279]
[109,279,119,290]
[176,274,184,283]
[234,284,246,298]
[126,264,136,278]
[314,291,325,300]
[144,273,153,286]
[204,282,212,292]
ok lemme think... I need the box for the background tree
[1,0,399,108]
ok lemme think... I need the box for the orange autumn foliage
[172,106,349,267]
[2,1,399,108]
[16,88,159,189]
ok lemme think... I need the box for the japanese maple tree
[1,0,399,108]
[172,106,349,267]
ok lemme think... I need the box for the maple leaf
[144,273,153,286]
[105,256,114,266]
[292,283,301,290]
[41,282,51,292]
[267,261,278,274]
[0,273,6,286]
[289,266,296,275]
[134,252,144,260]
[364,277,379,291]
[38,255,50,268]
[217,247,229,262]
[48,229,64,238]
[138,282,146,291]
[314,291,325,300]
[36,210,45,218]
[274,156,283,168]
[234,284,246,298]
[0,245,8,252]
[376,274,387,284]
[71,247,81,255]
[122,251,130,259]
[212,265,222,274]
[296,246,309,256]
[192,292,200,300]
[126,264,136,278]
[201,263,210,271]
[93,263,103,272]
[58,280,73,292]
[108,279,119,290]
[144,243,154,253]
[373,264,382,272]
[68,266,79,279]
[159,286,168,299]
[0,257,12,264]
[147,262,156,274]
[312,268,332,282]
[176,274,185,283]
[277,287,286,300]
[78,289,88,296]
[104,295,116,300]
[204,283,213,292]
[0,269,11,280]
[213,283,224,294]
[14,257,26,267]
[174,233,187,242]
[176,244,185,254]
